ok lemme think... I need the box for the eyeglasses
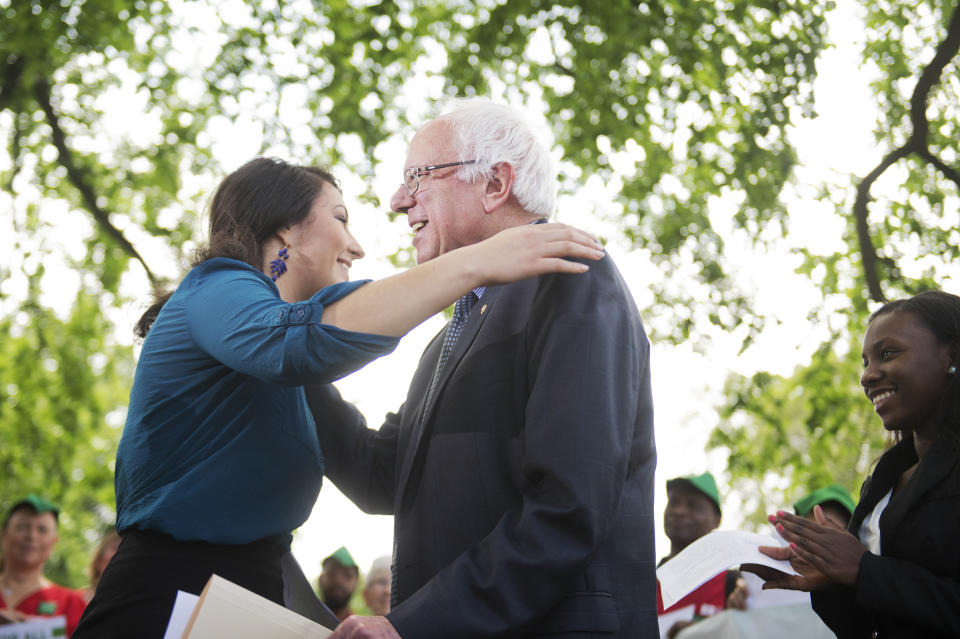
[402,160,476,196]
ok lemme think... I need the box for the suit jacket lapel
[880,439,957,551]
[396,287,501,505]
[395,330,443,492]
[849,438,913,534]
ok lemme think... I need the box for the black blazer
[307,255,658,638]
[811,434,960,638]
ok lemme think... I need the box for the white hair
[365,555,392,584]
[435,98,557,218]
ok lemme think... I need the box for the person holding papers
[72,157,603,638]
[657,472,746,638]
[750,291,960,638]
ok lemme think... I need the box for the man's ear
[480,162,515,214]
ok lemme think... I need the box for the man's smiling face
[389,121,485,264]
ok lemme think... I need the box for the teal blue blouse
[115,258,398,544]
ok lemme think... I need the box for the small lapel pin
[480,304,487,315]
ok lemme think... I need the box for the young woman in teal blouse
[74,158,603,637]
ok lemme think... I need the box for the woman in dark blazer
[748,290,960,638]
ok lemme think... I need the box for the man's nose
[389,184,413,215]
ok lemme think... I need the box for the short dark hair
[136,158,339,337]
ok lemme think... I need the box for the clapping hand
[742,505,867,591]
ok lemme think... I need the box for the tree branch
[917,147,960,190]
[909,0,960,146]
[853,0,960,303]
[853,146,911,303]
[5,116,24,195]
[33,78,158,287]
[0,55,25,110]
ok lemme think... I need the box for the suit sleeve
[388,257,653,636]
[304,383,399,515]
[856,551,960,635]
[810,584,871,638]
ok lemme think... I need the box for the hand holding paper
[656,530,798,609]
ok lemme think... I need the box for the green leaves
[710,337,885,526]
[433,0,829,340]
[2,0,958,577]
[0,293,132,586]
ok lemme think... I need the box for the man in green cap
[0,495,87,636]
[317,546,359,622]
[793,483,856,528]
[657,473,746,637]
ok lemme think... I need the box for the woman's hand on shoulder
[466,223,604,285]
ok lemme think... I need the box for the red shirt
[0,583,87,637]
[657,570,728,618]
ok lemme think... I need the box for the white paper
[657,530,798,610]
[0,616,65,639]
[162,590,200,639]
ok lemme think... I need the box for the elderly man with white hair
[309,99,657,638]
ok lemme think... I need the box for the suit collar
[878,437,958,548]
[853,434,959,549]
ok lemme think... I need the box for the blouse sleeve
[184,260,399,385]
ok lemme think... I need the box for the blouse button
[297,308,305,318]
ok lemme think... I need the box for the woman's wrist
[437,243,484,292]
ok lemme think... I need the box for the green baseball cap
[793,484,856,518]
[4,494,60,528]
[323,546,358,569]
[666,472,721,514]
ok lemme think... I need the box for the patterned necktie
[391,292,477,607]
[424,291,477,408]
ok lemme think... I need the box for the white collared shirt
[858,488,892,555]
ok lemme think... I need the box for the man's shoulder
[536,253,633,304]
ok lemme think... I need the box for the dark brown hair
[135,158,339,337]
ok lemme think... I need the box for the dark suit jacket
[307,254,658,638]
[811,434,960,638]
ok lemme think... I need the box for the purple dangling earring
[270,245,289,281]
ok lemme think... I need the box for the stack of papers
[163,574,333,639]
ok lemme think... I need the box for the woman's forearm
[320,247,481,336]
[320,223,602,336]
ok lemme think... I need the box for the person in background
[81,529,120,603]
[792,484,856,528]
[0,495,86,636]
[311,98,657,638]
[318,547,359,621]
[360,556,391,617]
[73,157,602,639]
[750,290,960,638]
[657,472,746,639]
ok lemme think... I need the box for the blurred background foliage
[1,0,957,584]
